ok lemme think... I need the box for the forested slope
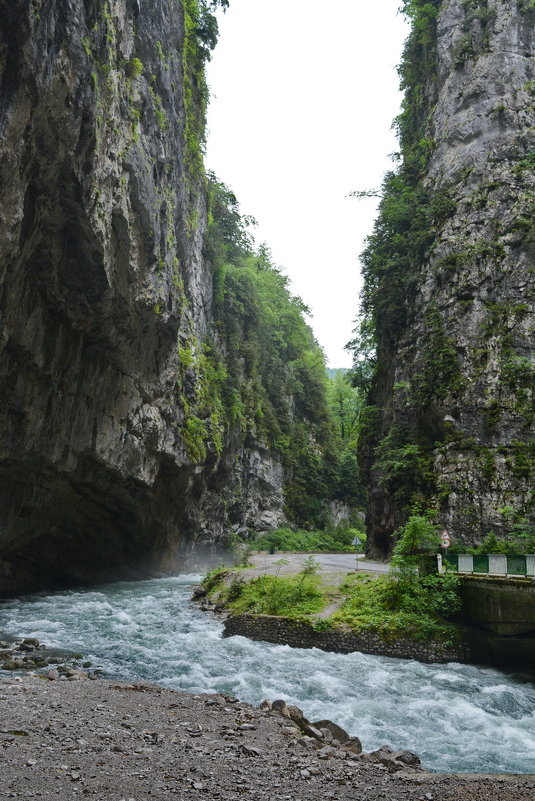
[352,0,535,557]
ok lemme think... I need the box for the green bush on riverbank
[332,572,460,641]
[202,559,461,641]
[252,526,362,553]
[223,573,325,616]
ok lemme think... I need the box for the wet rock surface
[0,634,98,680]
[0,0,289,596]
[0,676,533,801]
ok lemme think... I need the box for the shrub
[253,527,357,553]
[226,573,326,617]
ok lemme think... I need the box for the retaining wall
[222,614,467,663]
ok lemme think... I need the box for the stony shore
[1,675,534,801]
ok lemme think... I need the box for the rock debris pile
[0,676,533,801]
[0,636,95,680]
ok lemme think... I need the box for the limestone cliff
[0,0,340,594]
[358,0,535,557]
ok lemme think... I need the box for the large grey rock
[0,0,290,594]
[365,0,535,555]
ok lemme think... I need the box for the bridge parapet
[457,574,535,636]
[439,553,535,577]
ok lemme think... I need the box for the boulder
[311,719,350,745]
[271,699,290,717]
[343,736,363,755]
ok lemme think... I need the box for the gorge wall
[0,0,348,594]
[358,0,535,557]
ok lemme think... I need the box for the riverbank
[196,555,466,664]
[200,555,535,670]
[1,675,534,801]
[2,572,534,775]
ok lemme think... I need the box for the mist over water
[1,574,534,774]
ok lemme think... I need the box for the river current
[1,574,534,774]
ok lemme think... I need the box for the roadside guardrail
[437,553,535,577]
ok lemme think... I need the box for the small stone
[301,723,324,741]
[393,749,421,768]
[2,661,21,671]
[318,745,335,759]
[281,726,299,737]
[287,705,308,725]
[241,745,262,757]
[26,759,37,766]
[297,736,316,749]
[344,736,363,755]
[312,719,350,744]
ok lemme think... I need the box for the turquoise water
[1,574,534,774]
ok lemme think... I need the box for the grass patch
[224,573,327,617]
[201,560,327,619]
[332,573,460,642]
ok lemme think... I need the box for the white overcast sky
[205,1,410,367]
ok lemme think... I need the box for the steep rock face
[0,0,289,593]
[363,0,535,556]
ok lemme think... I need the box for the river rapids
[1,574,534,774]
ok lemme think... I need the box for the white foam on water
[1,574,534,773]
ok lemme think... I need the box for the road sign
[440,530,450,549]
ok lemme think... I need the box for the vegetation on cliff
[349,0,444,529]
[350,0,535,555]
[153,0,366,534]
[197,176,365,529]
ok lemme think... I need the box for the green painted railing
[439,554,535,577]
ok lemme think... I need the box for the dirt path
[248,552,389,579]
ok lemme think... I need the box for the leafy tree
[392,512,441,561]
[204,175,361,528]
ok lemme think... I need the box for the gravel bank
[0,676,533,801]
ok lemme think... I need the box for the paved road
[250,552,389,576]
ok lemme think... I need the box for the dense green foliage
[253,527,362,554]
[331,513,460,640]
[391,511,441,563]
[203,560,327,618]
[333,573,460,642]
[182,0,229,181]
[201,176,365,528]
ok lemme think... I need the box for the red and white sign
[440,530,450,549]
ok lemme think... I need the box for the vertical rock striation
[0,0,314,593]
[360,0,535,557]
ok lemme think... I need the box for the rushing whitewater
[1,574,534,774]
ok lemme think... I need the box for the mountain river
[1,574,534,774]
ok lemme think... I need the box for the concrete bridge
[456,575,535,670]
